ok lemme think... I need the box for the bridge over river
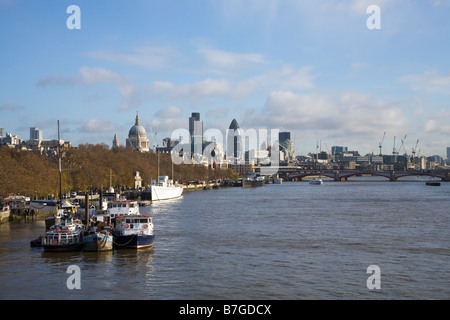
[286,170,450,182]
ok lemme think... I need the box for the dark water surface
[1,179,449,299]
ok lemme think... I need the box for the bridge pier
[390,171,397,182]
[443,173,450,182]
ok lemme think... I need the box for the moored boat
[273,178,283,184]
[83,230,113,251]
[426,181,441,186]
[113,215,154,249]
[309,178,323,185]
[93,199,140,224]
[45,200,78,229]
[242,171,265,188]
[150,176,183,201]
[41,216,84,252]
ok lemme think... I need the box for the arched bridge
[287,170,450,182]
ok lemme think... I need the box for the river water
[1,178,449,300]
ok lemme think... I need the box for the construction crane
[411,139,419,170]
[392,136,399,162]
[379,131,386,156]
[411,139,419,157]
[400,135,408,156]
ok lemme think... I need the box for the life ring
[125,224,130,229]
[56,229,70,233]
[143,224,148,229]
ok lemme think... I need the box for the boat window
[126,219,131,223]
[139,219,148,223]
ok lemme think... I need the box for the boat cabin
[115,215,153,236]
[107,200,139,218]
[42,230,82,246]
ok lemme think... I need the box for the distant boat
[309,178,323,185]
[426,181,441,186]
[113,215,154,249]
[242,171,265,188]
[30,199,59,212]
[273,178,283,184]
[151,176,183,201]
[0,203,10,223]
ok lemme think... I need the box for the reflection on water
[1,180,449,299]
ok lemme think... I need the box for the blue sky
[1,0,450,157]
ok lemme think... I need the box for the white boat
[273,178,283,184]
[45,200,78,229]
[41,216,85,252]
[113,214,155,249]
[1,203,10,223]
[93,199,140,224]
[309,178,323,185]
[150,176,183,201]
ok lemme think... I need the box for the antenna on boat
[58,120,62,204]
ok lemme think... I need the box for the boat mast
[58,120,62,203]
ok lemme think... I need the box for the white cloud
[37,66,141,111]
[84,46,179,70]
[251,90,408,138]
[154,106,183,118]
[422,109,450,135]
[80,66,121,85]
[147,65,315,100]
[81,119,116,133]
[400,71,450,95]
[198,45,268,74]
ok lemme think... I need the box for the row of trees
[0,144,232,199]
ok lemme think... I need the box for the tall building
[189,112,203,155]
[0,127,4,138]
[112,133,120,149]
[126,111,150,152]
[30,127,43,141]
[279,132,294,161]
[227,118,243,163]
[447,147,450,163]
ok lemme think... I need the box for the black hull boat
[113,214,155,249]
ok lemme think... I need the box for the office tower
[30,127,43,141]
[189,112,203,155]
[279,132,294,161]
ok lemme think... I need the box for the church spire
[135,111,140,126]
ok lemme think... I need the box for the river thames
[1,178,449,300]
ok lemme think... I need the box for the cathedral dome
[129,124,147,137]
[128,112,147,137]
[126,111,150,152]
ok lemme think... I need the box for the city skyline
[1,1,450,157]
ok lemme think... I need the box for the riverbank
[0,209,52,224]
